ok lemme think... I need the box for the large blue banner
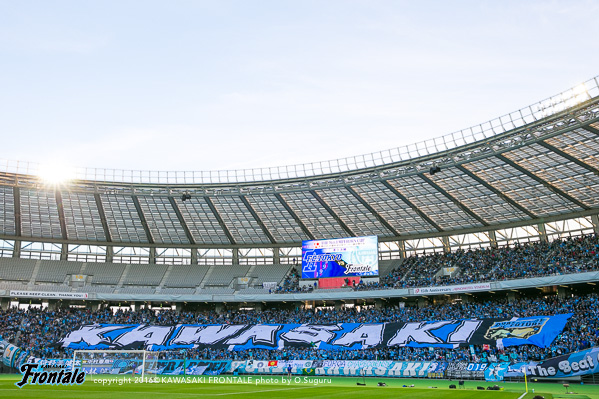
[302,236,378,278]
[79,359,231,376]
[35,347,599,379]
[59,314,572,351]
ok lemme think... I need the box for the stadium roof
[0,76,598,248]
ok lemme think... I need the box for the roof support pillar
[106,246,114,263]
[442,236,450,254]
[488,230,498,249]
[537,223,548,243]
[55,191,69,240]
[168,197,196,245]
[204,197,236,245]
[591,214,599,235]
[273,249,281,264]
[61,243,68,260]
[13,187,21,237]
[94,193,112,243]
[132,195,155,244]
[398,240,406,260]
[12,240,21,258]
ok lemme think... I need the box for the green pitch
[1,373,598,399]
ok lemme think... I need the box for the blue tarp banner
[59,314,572,351]
[35,347,599,379]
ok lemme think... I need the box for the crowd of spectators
[274,267,313,294]
[352,233,599,292]
[2,233,599,365]
[2,292,599,364]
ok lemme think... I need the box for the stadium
[0,72,599,399]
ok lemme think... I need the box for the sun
[36,163,77,186]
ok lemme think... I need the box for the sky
[1,0,598,175]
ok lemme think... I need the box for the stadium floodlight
[36,162,76,185]
[181,192,192,202]
[429,165,441,175]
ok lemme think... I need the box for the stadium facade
[1,76,599,307]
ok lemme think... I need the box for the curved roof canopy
[0,76,598,248]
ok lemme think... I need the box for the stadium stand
[159,287,196,295]
[118,286,156,294]
[121,264,168,286]
[34,260,82,283]
[84,262,126,285]
[0,282,29,291]
[247,263,293,287]
[29,284,71,292]
[74,285,114,293]
[1,76,599,382]
[198,287,235,294]
[377,259,402,279]
[161,264,210,288]
[0,258,37,282]
[202,264,251,287]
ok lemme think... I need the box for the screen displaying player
[301,235,379,279]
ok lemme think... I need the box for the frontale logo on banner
[343,264,374,274]
[484,318,549,340]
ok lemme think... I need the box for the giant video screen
[301,235,379,279]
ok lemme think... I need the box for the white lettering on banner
[10,290,88,299]
[281,325,341,345]
[230,361,245,372]
[388,362,404,376]
[344,360,393,369]
[278,360,313,369]
[343,264,373,274]
[448,320,482,343]
[321,360,346,367]
[413,283,491,295]
[333,324,384,348]
[225,325,282,346]
[404,362,430,376]
[388,321,453,346]
[316,367,339,376]
[171,325,247,346]
[114,325,173,347]
[60,313,568,351]
[341,368,361,376]
[61,325,134,347]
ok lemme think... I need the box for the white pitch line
[212,386,317,396]
[0,386,317,397]
[0,389,197,396]
[516,392,527,399]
